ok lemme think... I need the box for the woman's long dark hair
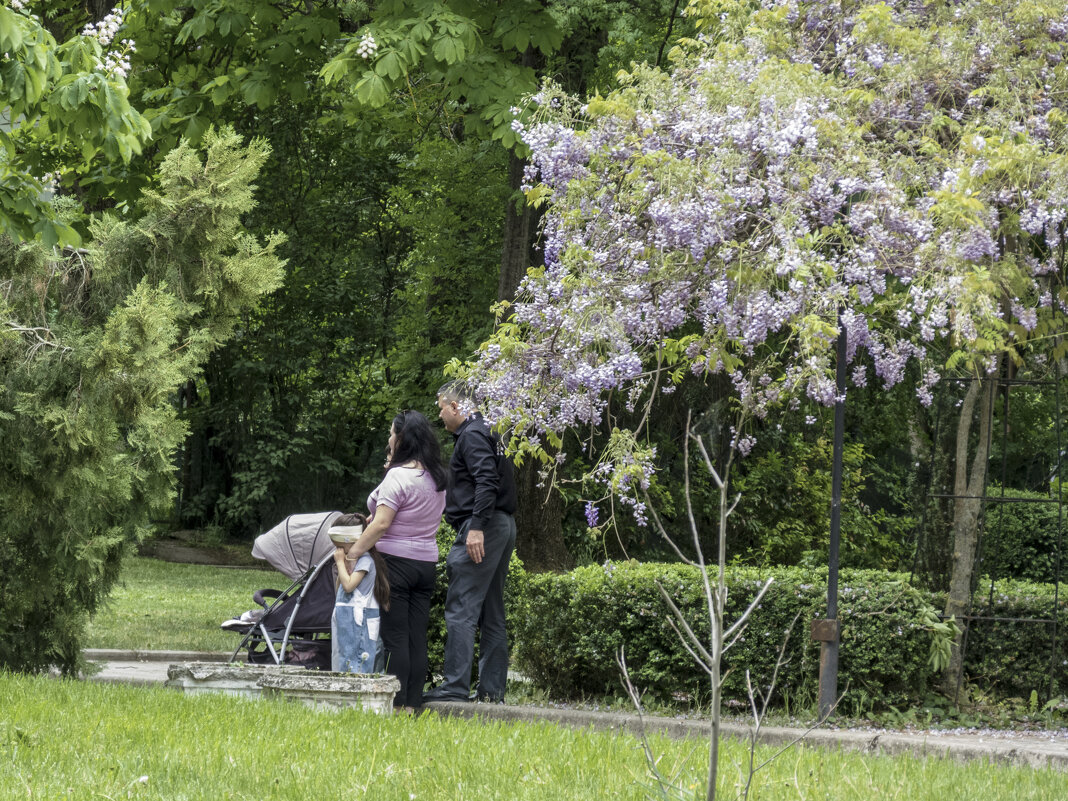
[387,409,448,491]
[333,513,390,611]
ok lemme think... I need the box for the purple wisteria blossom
[464,0,1068,515]
[584,501,599,528]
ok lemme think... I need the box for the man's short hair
[437,379,473,404]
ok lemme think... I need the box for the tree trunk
[943,375,996,695]
[513,457,573,572]
[496,142,568,570]
[497,152,537,303]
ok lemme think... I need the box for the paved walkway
[83,649,1068,772]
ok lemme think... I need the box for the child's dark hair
[334,513,390,611]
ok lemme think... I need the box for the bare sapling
[636,410,772,801]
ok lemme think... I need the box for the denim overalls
[331,555,380,673]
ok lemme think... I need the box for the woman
[346,410,447,712]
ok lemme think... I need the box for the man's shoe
[423,689,471,704]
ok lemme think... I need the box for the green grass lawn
[1,673,1065,801]
[85,557,275,653]
[61,558,1068,799]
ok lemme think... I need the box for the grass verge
[85,557,273,653]
[2,674,1066,800]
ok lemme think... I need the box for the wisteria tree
[455,0,1068,795]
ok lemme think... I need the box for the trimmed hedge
[959,578,1068,701]
[510,561,1068,710]
[418,533,1067,707]
[981,487,1064,584]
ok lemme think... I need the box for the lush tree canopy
[6,0,1068,682]
[0,3,149,245]
[467,0,1068,505]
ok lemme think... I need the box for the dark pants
[379,553,437,708]
[433,510,516,701]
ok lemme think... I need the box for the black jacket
[444,414,517,530]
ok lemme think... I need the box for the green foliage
[511,561,1062,709]
[320,0,692,145]
[176,108,510,533]
[954,577,1068,702]
[729,433,909,569]
[10,0,697,546]
[382,137,509,404]
[0,127,284,673]
[608,391,919,569]
[177,97,413,530]
[321,0,564,145]
[981,487,1064,584]
[0,5,150,245]
[544,0,696,97]
[125,0,342,147]
[986,380,1066,493]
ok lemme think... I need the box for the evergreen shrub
[510,562,937,709]
[0,129,284,674]
[509,562,1067,709]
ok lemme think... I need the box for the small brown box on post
[811,618,839,643]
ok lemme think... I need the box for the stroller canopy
[251,511,341,580]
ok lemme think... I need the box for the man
[425,380,517,702]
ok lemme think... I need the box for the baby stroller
[223,511,341,669]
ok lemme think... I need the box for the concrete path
[83,649,1068,772]
[85,648,232,686]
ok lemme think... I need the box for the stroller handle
[252,589,283,608]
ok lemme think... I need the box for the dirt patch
[138,531,267,568]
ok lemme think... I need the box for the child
[329,513,391,674]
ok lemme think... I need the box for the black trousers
[435,511,516,701]
[379,553,437,708]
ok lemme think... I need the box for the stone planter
[165,662,305,698]
[258,671,400,714]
